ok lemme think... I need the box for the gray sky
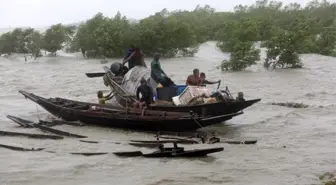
[0,0,318,28]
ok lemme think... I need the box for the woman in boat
[151,53,175,87]
[97,91,114,104]
[122,47,146,69]
[133,78,154,109]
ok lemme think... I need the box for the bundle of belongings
[172,86,233,106]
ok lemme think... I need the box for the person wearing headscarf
[150,53,175,87]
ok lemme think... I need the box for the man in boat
[97,91,114,104]
[186,68,200,86]
[134,78,154,109]
[122,47,146,69]
[151,53,175,87]
[123,45,135,69]
[199,72,220,87]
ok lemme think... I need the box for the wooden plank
[0,130,63,140]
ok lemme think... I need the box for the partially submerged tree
[217,18,261,71]
[41,24,75,55]
[221,41,260,71]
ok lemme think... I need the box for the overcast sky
[0,0,325,28]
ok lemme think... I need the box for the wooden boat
[113,146,224,158]
[19,90,242,132]
[102,66,261,120]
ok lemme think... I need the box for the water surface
[0,42,335,185]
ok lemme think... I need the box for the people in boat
[151,53,175,87]
[134,78,154,109]
[97,91,114,104]
[186,68,200,86]
[199,72,220,86]
[122,47,146,69]
[236,92,245,101]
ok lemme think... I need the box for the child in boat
[199,72,220,87]
[97,91,114,104]
[236,92,245,101]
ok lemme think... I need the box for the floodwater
[0,42,335,185]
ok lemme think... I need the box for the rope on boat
[190,111,211,136]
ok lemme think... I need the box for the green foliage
[264,15,318,69]
[217,18,260,53]
[0,0,334,62]
[0,32,13,54]
[0,28,42,58]
[41,24,75,54]
[320,172,336,185]
[217,18,261,71]
[72,10,200,58]
[221,41,261,71]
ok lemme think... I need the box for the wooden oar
[128,142,162,148]
[0,130,64,140]
[0,144,44,151]
[70,152,108,156]
[221,140,258,144]
[85,72,105,78]
[113,151,143,157]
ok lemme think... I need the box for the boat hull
[19,90,242,132]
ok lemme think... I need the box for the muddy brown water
[0,42,335,185]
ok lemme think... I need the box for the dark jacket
[136,84,154,105]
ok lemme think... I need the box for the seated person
[133,78,154,109]
[199,72,220,86]
[236,92,245,101]
[186,68,200,86]
[97,91,114,104]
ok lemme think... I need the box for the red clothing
[132,51,144,66]
[186,75,200,86]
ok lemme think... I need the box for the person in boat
[122,47,146,69]
[186,68,200,86]
[199,72,220,87]
[151,53,175,87]
[158,144,164,152]
[134,78,154,109]
[236,92,245,101]
[124,45,135,59]
[97,91,114,104]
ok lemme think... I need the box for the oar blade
[85,72,106,78]
[113,151,143,157]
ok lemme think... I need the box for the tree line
[0,0,335,71]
